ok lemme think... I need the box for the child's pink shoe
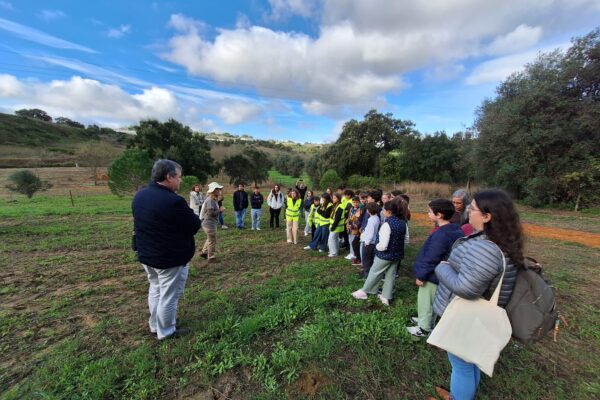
[378,294,390,306]
[351,290,368,300]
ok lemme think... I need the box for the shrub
[319,169,342,191]
[179,175,200,194]
[6,170,52,198]
[346,175,380,190]
[108,149,153,196]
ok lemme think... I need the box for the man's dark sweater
[132,182,200,269]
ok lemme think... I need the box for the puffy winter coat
[413,223,463,284]
[433,232,517,317]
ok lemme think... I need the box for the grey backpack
[505,257,558,344]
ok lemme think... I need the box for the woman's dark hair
[369,190,382,203]
[473,189,524,264]
[428,198,455,221]
[391,189,403,197]
[343,189,354,197]
[321,193,332,207]
[332,193,343,203]
[351,196,360,202]
[389,196,409,220]
[384,198,405,220]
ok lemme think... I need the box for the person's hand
[219,206,225,212]
[415,279,424,286]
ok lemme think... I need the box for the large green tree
[15,108,52,122]
[108,149,153,196]
[322,109,415,178]
[128,119,215,182]
[222,148,271,186]
[475,28,600,206]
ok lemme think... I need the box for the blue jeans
[235,208,247,228]
[251,208,262,229]
[309,225,329,251]
[219,211,225,226]
[448,352,480,400]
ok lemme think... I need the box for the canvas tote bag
[427,243,512,377]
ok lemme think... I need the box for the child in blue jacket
[407,199,464,337]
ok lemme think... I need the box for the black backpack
[505,257,559,344]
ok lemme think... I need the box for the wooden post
[69,190,74,206]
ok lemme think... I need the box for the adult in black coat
[132,159,200,340]
[233,183,249,229]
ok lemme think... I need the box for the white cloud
[107,24,131,38]
[0,74,267,130]
[266,0,318,20]
[0,74,23,96]
[218,102,262,124]
[465,43,569,85]
[160,1,600,118]
[0,1,13,10]
[486,24,543,56]
[38,10,66,21]
[167,14,208,33]
[0,17,96,53]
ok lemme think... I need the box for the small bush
[179,175,200,194]
[319,169,342,191]
[6,170,52,198]
[346,175,380,190]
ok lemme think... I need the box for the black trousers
[351,235,361,261]
[269,207,281,228]
[361,244,376,277]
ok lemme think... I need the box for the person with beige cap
[199,182,225,261]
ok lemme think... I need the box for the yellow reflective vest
[315,203,332,227]
[329,203,345,233]
[285,197,301,221]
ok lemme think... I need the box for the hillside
[0,113,127,168]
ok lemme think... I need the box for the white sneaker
[344,254,353,260]
[303,246,311,250]
[221,225,228,229]
[351,290,368,300]
[304,232,308,236]
[318,249,324,253]
[287,240,292,243]
[378,294,390,306]
[256,227,261,231]
[406,326,430,337]
[251,227,255,230]
[410,316,419,325]
[327,254,337,257]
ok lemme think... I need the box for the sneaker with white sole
[410,316,419,325]
[327,254,337,257]
[221,225,228,229]
[303,246,311,250]
[318,249,324,253]
[406,326,430,337]
[344,254,353,260]
[351,289,368,300]
[378,294,390,306]
[256,227,261,231]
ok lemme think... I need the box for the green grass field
[267,170,313,189]
[1,193,599,399]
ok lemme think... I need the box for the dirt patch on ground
[411,212,600,249]
[296,366,330,396]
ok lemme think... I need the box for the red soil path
[411,213,600,249]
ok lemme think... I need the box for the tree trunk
[574,192,581,212]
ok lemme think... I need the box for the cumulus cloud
[160,1,600,116]
[0,74,23,96]
[0,74,266,130]
[218,102,262,124]
[38,10,67,21]
[107,24,131,38]
[486,24,543,56]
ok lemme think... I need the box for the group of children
[191,182,472,338]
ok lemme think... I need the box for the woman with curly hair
[432,189,523,400]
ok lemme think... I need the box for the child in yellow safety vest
[308,196,321,240]
[285,189,302,244]
[304,193,333,252]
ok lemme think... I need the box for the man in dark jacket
[407,199,463,337]
[250,186,264,230]
[233,183,249,229]
[132,159,200,340]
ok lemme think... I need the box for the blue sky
[0,1,599,143]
